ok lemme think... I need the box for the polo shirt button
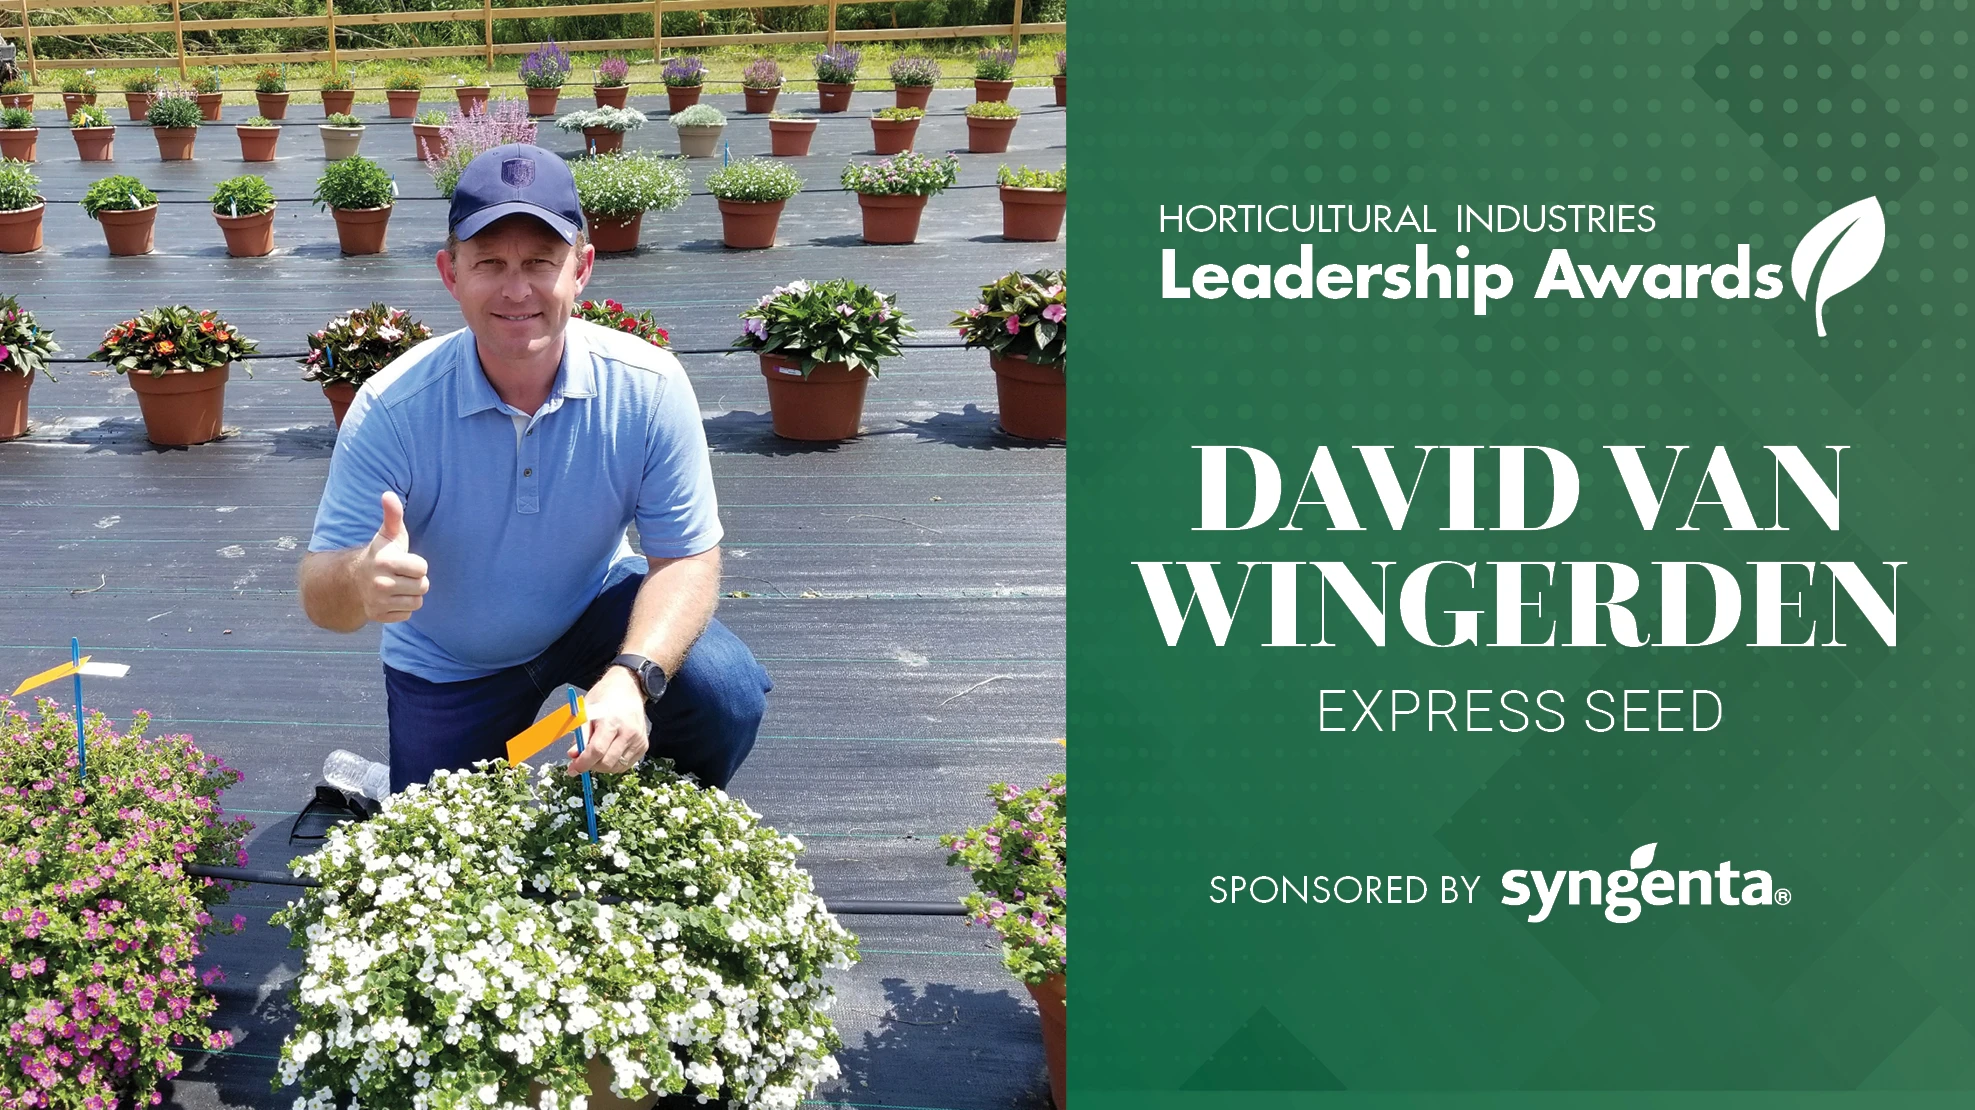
[523,468,533,476]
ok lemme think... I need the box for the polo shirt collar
[455,323,595,418]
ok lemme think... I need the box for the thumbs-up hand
[360,491,429,624]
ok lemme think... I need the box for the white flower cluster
[272,760,858,1110]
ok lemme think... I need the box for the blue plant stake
[71,638,85,781]
[722,141,730,167]
[569,686,599,843]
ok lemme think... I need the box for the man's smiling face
[437,214,594,369]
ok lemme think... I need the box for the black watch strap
[610,653,668,701]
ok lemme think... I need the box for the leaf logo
[1790,196,1884,338]
[1629,843,1657,870]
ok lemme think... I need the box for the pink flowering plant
[0,700,252,1110]
[952,268,1066,367]
[733,278,912,378]
[941,775,1066,985]
[298,303,433,390]
[0,296,59,382]
[838,151,959,197]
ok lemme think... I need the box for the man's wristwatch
[610,654,669,702]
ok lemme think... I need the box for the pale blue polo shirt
[307,319,722,683]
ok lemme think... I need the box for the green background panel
[1071,0,1971,1098]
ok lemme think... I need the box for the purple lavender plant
[662,54,706,88]
[975,47,1018,82]
[742,57,783,89]
[428,98,538,196]
[519,38,571,88]
[813,44,861,84]
[595,55,631,88]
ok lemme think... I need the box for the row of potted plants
[0,267,1066,446]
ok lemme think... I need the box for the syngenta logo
[1159,196,1885,338]
[1500,843,1790,924]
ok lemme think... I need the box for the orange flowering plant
[573,297,670,347]
[89,306,259,378]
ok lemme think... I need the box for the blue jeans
[383,572,770,792]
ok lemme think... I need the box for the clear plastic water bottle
[322,749,391,802]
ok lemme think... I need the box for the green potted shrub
[90,305,259,444]
[996,162,1066,242]
[942,775,1067,1110]
[451,67,490,113]
[318,68,355,115]
[741,57,783,114]
[237,113,280,161]
[670,101,725,157]
[812,44,859,112]
[662,53,705,114]
[592,54,630,107]
[520,38,571,115]
[953,268,1067,440]
[0,294,56,437]
[0,107,36,162]
[411,107,448,158]
[0,158,44,255]
[313,154,394,254]
[869,104,922,155]
[965,98,1020,152]
[1054,49,1066,105]
[146,90,202,160]
[706,156,802,249]
[210,173,277,257]
[889,56,940,110]
[840,150,959,244]
[974,45,1017,101]
[319,110,365,159]
[191,67,223,120]
[60,70,98,116]
[67,103,115,161]
[569,150,687,253]
[270,761,857,1110]
[734,277,913,440]
[384,67,424,117]
[0,703,253,1100]
[120,69,159,120]
[0,76,32,111]
[81,173,158,255]
[768,109,817,157]
[554,104,645,155]
[299,303,433,426]
[253,64,289,118]
[574,296,670,345]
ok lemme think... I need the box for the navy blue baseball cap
[448,143,584,243]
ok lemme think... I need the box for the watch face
[639,663,664,700]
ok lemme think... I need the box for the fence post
[482,0,493,69]
[824,1,836,49]
[172,0,186,76]
[1011,0,1022,51]
[17,0,33,82]
[650,0,662,61]
[326,0,337,74]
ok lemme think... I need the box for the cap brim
[452,200,580,244]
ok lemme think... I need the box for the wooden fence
[0,0,1065,81]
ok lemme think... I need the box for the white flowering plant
[271,759,856,1110]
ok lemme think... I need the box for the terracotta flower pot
[855,192,928,244]
[237,124,279,161]
[385,89,422,118]
[870,115,918,155]
[815,81,853,113]
[195,92,223,121]
[1027,975,1066,1110]
[966,114,1017,153]
[319,124,364,160]
[455,86,490,114]
[153,126,197,161]
[0,370,30,440]
[126,363,229,446]
[999,185,1066,242]
[412,122,446,160]
[592,84,628,108]
[666,85,701,114]
[61,92,98,117]
[70,126,115,161]
[255,91,289,119]
[974,78,1014,103]
[990,352,1066,441]
[768,118,815,157]
[320,88,355,115]
[582,126,624,155]
[743,85,780,114]
[584,209,643,253]
[0,202,44,254]
[123,91,154,121]
[330,204,391,254]
[0,127,36,162]
[322,382,357,428]
[716,198,784,249]
[893,83,932,110]
[526,86,561,115]
[676,123,722,158]
[214,206,275,257]
[97,205,157,256]
[759,354,869,440]
[1053,74,1066,106]
[0,93,32,110]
